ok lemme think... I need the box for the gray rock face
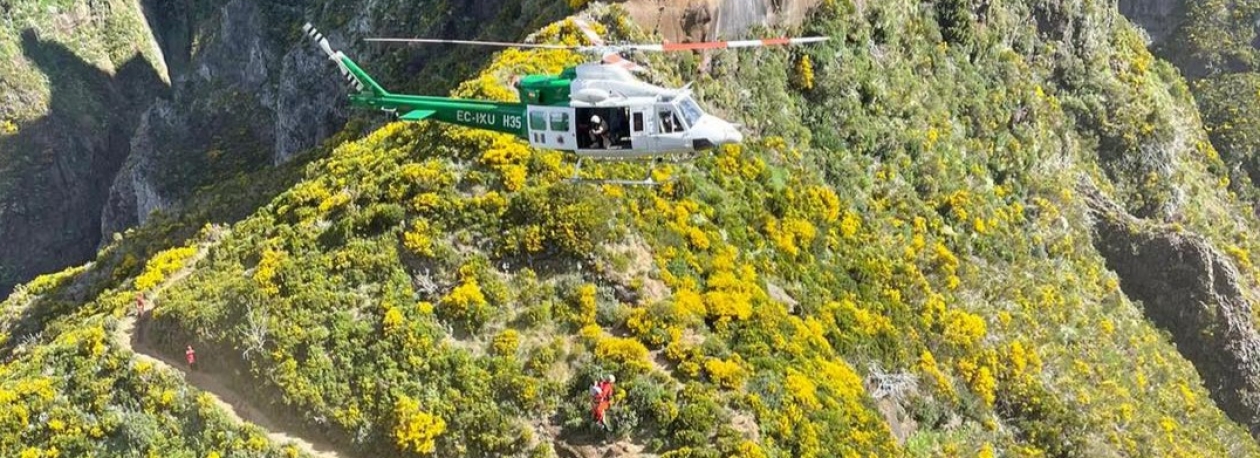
[102,100,180,237]
[615,0,819,43]
[196,0,274,91]
[1087,185,1260,438]
[1117,0,1184,44]
[101,0,351,235]
[274,43,349,164]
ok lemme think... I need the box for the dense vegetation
[6,0,1260,457]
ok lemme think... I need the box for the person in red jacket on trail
[135,293,146,317]
[185,345,197,371]
[591,374,615,430]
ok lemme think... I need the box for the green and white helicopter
[303,21,826,184]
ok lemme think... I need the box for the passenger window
[633,112,644,132]
[549,112,570,132]
[530,112,546,130]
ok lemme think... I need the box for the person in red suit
[593,374,615,430]
[185,345,197,371]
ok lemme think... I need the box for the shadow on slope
[0,30,169,298]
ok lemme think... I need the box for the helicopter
[303,20,827,185]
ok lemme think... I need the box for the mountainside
[0,0,573,297]
[7,0,1260,457]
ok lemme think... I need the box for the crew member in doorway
[589,115,609,149]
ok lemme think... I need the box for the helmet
[591,115,601,123]
[590,384,602,396]
[605,374,615,383]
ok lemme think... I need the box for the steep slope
[107,228,352,458]
[6,1,1260,458]
[1108,0,1260,436]
[0,1,169,297]
[1117,0,1260,194]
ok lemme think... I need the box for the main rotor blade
[365,38,578,49]
[618,36,830,52]
[600,52,646,72]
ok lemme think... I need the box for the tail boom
[352,93,528,137]
[304,23,525,138]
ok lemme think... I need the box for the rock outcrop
[100,0,335,237]
[1117,0,1184,44]
[614,0,819,43]
[1086,184,1260,438]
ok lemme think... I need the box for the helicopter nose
[693,117,745,149]
[717,123,743,145]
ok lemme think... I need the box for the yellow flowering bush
[491,329,520,356]
[942,308,986,348]
[703,267,758,323]
[704,357,748,389]
[135,246,197,291]
[795,54,815,90]
[594,336,651,372]
[439,275,489,329]
[766,217,817,257]
[919,350,955,396]
[392,395,446,454]
[402,220,436,257]
[785,371,821,410]
[382,304,405,336]
[252,247,286,296]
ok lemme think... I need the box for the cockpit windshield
[677,96,704,128]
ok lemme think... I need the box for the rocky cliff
[614,0,819,42]
[0,2,169,297]
[1118,0,1184,44]
[1111,0,1260,438]
[1087,183,1260,437]
[99,0,348,239]
[0,0,569,299]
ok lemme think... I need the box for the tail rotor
[303,23,366,93]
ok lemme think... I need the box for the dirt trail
[109,230,355,458]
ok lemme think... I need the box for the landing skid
[570,177,662,186]
[568,155,690,186]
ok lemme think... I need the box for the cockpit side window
[657,106,684,133]
[677,97,704,127]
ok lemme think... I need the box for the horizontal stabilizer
[400,109,436,121]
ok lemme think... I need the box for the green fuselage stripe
[349,93,528,138]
